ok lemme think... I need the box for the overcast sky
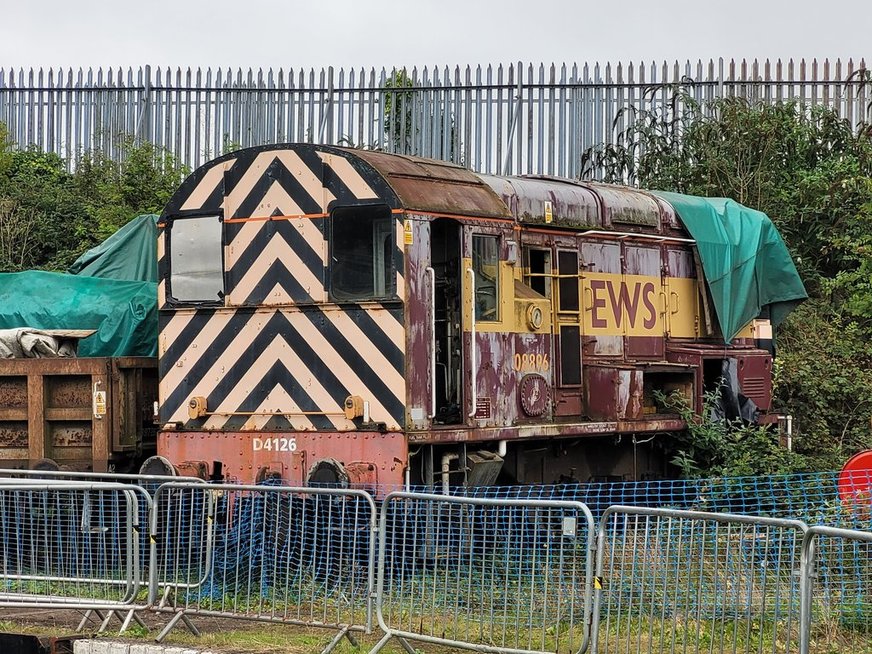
[2,0,869,71]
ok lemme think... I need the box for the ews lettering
[589,279,658,330]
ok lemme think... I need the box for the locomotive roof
[165,143,674,233]
[350,148,674,231]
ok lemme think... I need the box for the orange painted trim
[224,212,329,224]
[217,209,404,224]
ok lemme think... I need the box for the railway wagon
[0,356,157,472]
[153,143,802,490]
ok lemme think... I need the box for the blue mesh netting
[390,471,872,528]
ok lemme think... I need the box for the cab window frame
[471,233,501,322]
[328,203,397,303]
[165,210,226,307]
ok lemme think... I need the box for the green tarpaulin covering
[0,272,157,357]
[68,214,159,282]
[0,215,158,357]
[654,191,808,343]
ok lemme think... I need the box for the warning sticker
[403,220,414,245]
[93,390,107,416]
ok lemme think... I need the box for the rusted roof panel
[347,150,511,218]
[585,182,663,227]
[345,149,675,232]
[481,174,670,232]
[478,175,602,228]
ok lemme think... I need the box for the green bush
[657,389,807,478]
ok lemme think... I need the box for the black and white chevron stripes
[158,144,409,432]
[159,306,405,430]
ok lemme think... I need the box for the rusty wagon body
[0,356,157,472]
[154,143,784,490]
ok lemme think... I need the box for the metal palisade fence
[0,58,869,178]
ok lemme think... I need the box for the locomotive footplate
[407,418,687,443]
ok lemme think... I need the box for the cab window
[168,215,224,304]
[330,205,395,301]
[472,235,500,321]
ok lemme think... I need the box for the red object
[837,450,872,501]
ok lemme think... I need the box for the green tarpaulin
[0,215,158,357]
[654,191,808,343]
[68,214,159,282]
[0,271,157,357]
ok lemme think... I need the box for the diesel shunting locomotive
[151,144,805,490]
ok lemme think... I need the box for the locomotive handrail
[426,266,436,419]
[467,266,477,419]
[578,229,696,244]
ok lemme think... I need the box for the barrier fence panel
[0,481,152,617]
[800,525,872,654]
[371,492,595,654]
[0,469,206,610]
[591,506,807,654]
[374,470,872,528]
[151,482,377,651]
[0,467,206,489]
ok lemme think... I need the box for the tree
[380,69,459,162]
[0,125,187,271]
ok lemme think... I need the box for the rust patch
[46,376,91,408]
[0,377,27,407]
[346,461,379,487]
[49,423,93,447]
[0,423,28,447]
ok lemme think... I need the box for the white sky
[2,0,869,71]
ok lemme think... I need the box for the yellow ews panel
[581,273,663,336]
[580,272,700,339]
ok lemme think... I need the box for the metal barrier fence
[0,467,206,491]
[0,481,154,632]
[6,468,868,527]
[0,59,868,177]
[151,482,377,651]
[800,525,872,654]
[0,473,870,653]
[0,468,207,617]
[590,506,808,654]
[371,492,595,654]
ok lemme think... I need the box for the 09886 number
[513,353,549,372]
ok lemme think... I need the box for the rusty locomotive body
[154,143,778,489]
